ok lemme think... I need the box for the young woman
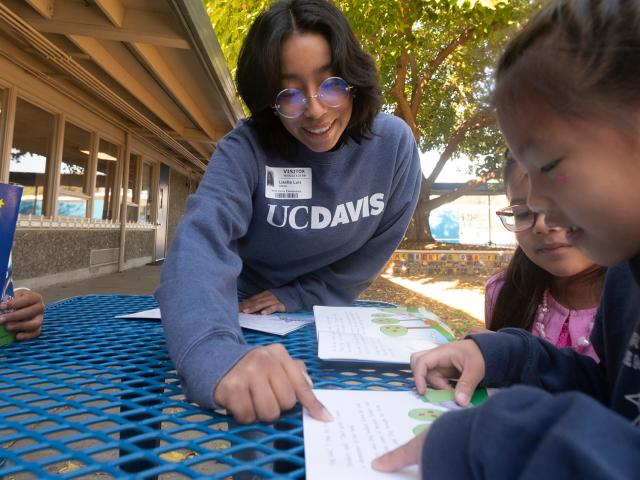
[156,0,421,423]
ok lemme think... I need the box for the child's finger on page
[371,430,427,472]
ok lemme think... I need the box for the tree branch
[424,108,495,186]
[410,27,476,118]
[391,50,421,141]
[426,178,484,211]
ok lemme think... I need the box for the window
[58,122,91,217]
[138,162,153,223]
[93,139,119,220]
[10,98,54,216]
[126,153,140,222]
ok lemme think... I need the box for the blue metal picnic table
[0,295,415,479]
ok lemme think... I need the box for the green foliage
[204,0,539,179]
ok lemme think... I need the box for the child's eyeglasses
[273,77,353,118]
[496,204,538,232]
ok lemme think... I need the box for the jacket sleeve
[421,385,640,479]
[154,131,260,410]
[470,328,608,400]
[271,133,422,311]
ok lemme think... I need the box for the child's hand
[411,339,485,406]
[239,290,286,315]
[371,429,428,472]
[0,290,45,341]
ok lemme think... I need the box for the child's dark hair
[236,0,383,156]
[489,152,606,331]
[493,0,640,130]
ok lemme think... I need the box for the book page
[304,389,450,480]
[317,331,438,363]
[313,306,453,363]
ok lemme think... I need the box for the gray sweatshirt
[155,113,421,409]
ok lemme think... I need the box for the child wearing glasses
[156,0,421,423]
[374,0,640,477]
[486,151,604,361]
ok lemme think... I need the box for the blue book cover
[0,183,22,287]
[0,183,22,346]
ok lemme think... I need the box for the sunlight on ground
[382,274,486,322]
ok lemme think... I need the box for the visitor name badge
[265,166,312,200]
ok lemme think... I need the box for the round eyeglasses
[273,76,353,119]
[496,204,539,232]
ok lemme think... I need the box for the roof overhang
[0,0,244,173]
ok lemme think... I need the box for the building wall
[13,229,119,278]
[125,230,155,262]
[12,226,155,290]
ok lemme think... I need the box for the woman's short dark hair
[236,0,383,156]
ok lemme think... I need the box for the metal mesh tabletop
[0,295,414,479]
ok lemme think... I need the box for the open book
[313,306,455,364]
[303,388,490,480]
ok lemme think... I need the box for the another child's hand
[411,339,485,406]
[371,429,428,473]
[0,290,45,341]
[239,290,286,315]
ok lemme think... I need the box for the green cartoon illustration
[380,325,408,336]
[408,408,444,422]
[408,408,444,436]
[371,317,402,325]
[371,307,455,341]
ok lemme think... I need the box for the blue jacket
[422,255,640,478]
[156,113,421,409]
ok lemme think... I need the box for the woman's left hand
[371,429,428,473]
[239,290,286,315]
[0,290,45,341]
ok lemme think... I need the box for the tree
[205,0,538,242]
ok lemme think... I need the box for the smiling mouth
[303,120,334,136]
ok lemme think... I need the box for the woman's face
[277,31,353,152]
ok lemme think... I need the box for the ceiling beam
[94,0,124,28]
[131,42,223,142]
[69,35,186,136]
[25,5,189,49]
[181,128,216,145]
[24,0,54,19]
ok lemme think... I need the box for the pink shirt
[485,272,599,362]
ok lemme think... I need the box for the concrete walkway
[383,273,486,322]
[39,264,162,304]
